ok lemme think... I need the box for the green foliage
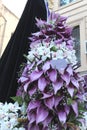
[11,96,23,105]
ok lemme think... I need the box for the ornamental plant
[16,12,86,130]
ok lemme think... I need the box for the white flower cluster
[79,112,87,130]
[27,41,77,65]
[0,102,25,130]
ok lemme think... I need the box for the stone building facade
[48,0,87,73]
[0,0,19,56]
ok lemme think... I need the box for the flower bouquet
[15,12,87,130]
[0,12,87,130]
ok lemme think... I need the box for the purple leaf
[67,40,73,46]
[52,80,63,94]
[44,96,54,109]
[48,69,57,82]
[64,105,70,115]
[28,111,36,124]
[28,101,40,111]
[61,72,70,85]
[67,86,74,97]
[38,77,47,91]
[55,38,63,44]
[71,101,78,117]
[28,124,39,130]
[55,96,63,108]
[42,93,53,99]
[42,127,49,130]
[71,77,79,89]
[42,61,50,72]
[66,65,73,75]
[35,18,46,28]
[60,15,67,22]
[43,115,53,127]
[58,110,67,123]
[30,70,43,82]
[28,85,37,96]
[36,106,48,124]
[24,82,30,92]
[18,76,29,83]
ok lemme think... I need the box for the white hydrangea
[0,102,26,130]
[27,41,77,65]
[79,112,87,130]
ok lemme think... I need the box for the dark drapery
[0,0,47,102]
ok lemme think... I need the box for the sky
[2,0,27,17]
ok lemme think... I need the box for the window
[72,25,81,64]
[60,0,76,6]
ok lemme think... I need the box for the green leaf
[11,96,23,105]
[67,98,73,105]
[50,46,58,52]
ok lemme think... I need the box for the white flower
[0,102,26,130]
[83,93,87,101]
[27,41,77,65]
[79,112,87,130]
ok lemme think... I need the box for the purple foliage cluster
[17,12,85,130]
[18,60,84,130]
[30,12,73,49]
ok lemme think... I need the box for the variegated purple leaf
[52,80,63,94]
[25,62,35,71]
[67,86,74,97]
[67,40,73,47]
[28,124,39,130]
[65,27,72,36]
[24,82,30,92]
[64,105,70,115]
[36,106,48,124]
[18,76,29,83]
[28,85,37,96]
[55,39,63,44]
[28,111,36,124]
[60,15,67,22]
[58,110,67,123]
[42,127,49,130]
[71,77,79,89]
[55,96,63,108]
[44,96,54,109]
[43,115,53,127]
[71,101,78,117]
[30,70,43,82]
[38,77,47,91]
[42,93,53,99]
[42,61,50,72]
[28,101,41,111]
[48,69,57,82]
[35,18,46,28]
[66,65,73,75]
[61,72,70,85]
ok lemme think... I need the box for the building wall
[48,0,87,73]
[0,1,19,56]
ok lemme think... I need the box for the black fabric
[0,0,47,102]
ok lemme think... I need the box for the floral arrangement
[0,12,87,130]
[16,12,87,130]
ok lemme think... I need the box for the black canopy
[0,0,47,102]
